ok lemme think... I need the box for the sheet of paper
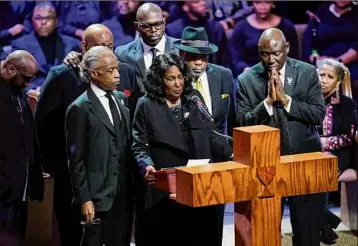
[186,159,210,167]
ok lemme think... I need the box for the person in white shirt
[236,28,326,246]
[65,46,133,246]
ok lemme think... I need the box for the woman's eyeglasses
[135,20,165,31]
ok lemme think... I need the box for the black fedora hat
[173,26,218,55]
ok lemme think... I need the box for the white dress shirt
[264,63,292,116]
[91,83,121,124]
[141,35,166,70]
[192,71,213,115]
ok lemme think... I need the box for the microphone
[190,95,214,123]
[189,94,233,142]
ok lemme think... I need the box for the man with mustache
[35,23,135,246]
[66,46,133,246]
[174,26,235,137]
[173,26,235,245]
[166,1,231,69]
[0,50,44,246]
[236,28,326,246]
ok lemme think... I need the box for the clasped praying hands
[266,68,289,107]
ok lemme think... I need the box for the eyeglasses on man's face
[33,16,56,22]
[20,73,36,83]
[135,20,165,31]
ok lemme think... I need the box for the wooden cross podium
[154,125,338,246]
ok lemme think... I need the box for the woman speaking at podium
[132,53,232,246]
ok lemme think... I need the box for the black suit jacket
[114,36,178,92]
[8,31,80,88]
[66,88,131,212]
[236,58,326,154]
[205,63,235,136]
[34,63,135,174]
[0,80,44,203]
[132,96,232,209]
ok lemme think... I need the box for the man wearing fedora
[174,26,235,137]
[174,26,235,245]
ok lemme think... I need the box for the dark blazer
[205,63,236,136]
[34,62,135,174]
[319,94,358,171]
[66,88,131,212]
[0,80,44,203]
[132,96,233,209]
[114,35,178,92]
[8,31,80,88]
[236,58,326,154]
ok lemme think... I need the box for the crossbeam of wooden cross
[157,125,338,246]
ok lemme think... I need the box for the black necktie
[105,92,121,135]
[150,48,157,65]
[275,105,292,155]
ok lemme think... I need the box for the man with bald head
[66,46,132,246]
[236,28,326,246]
[34,23,135,246]
[114,2,177,91]
[0,50,44,246]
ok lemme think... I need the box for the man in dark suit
[172,26,235,245]
[66,46,133,246]
[0,50,44,246]
[174,26,235,136]
[236,28,326,246]
[34,23,135,246]
[114,3,177,94]
[4,2,80,90]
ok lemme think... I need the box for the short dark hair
[317,58,345,81]
[143,53,194,103]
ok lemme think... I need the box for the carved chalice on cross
[257,167,276,198]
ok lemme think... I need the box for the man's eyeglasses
[135,20,165,31]
[12,66,35,83]
[33,16,56,22]
[20,73,35,83]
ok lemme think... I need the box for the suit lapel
[164,36,176,53]
[28,33,48,75]
[54,35,65,66]
[113,93,131,140]
[206,65,220,119]
[134,39,146,78]
[284,58,297,97]
[86,88,116,136]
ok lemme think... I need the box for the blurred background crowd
[1,1,357,103]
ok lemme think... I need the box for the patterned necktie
[150,48,157,65]
[105,92,121,135]
[275,105,292,155]
[195,78,206,101]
